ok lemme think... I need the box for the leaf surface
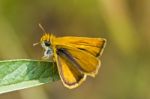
[0,59,59,94]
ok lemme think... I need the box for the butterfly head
[40,33,51,47]
[33,24,54,48]
[40,33,55,59]
[33,24,56,59]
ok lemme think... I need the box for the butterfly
[33,24,106,89]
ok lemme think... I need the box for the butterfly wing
[56,45,101,77]
[54,49,86,89]
[54,36,106,57]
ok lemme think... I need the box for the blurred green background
[0,0,150,99]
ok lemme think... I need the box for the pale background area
[0,0,149,99]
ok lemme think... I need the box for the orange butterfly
[34,24,106,89]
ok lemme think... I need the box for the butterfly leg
[42,47,53,61]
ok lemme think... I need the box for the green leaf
[0,59,59,94]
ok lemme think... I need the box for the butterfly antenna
[38,23,46,33]
[33,42,40,46]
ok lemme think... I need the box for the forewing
[56,46,101,77]
[55,50,86,89]
[54,36,106,57]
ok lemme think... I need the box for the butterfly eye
[44,41,50,46]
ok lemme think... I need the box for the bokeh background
[0,0,150,99]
